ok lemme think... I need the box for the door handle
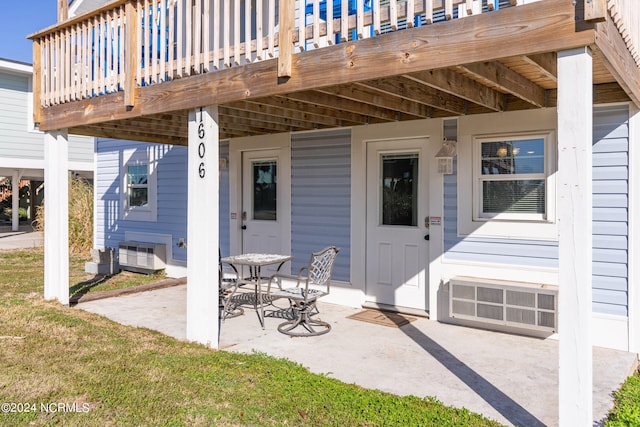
[424,234,429,241]
[241,225,247,230]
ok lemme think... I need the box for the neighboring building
[0,58,94,230]
[30,0,640,422]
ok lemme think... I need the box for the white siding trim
[629,103,640,355]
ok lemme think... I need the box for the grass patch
[606,371,640,427]
[0,249,506,426]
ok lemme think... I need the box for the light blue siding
[443,105,630,317]
[592,105,629,316]
[96,139,232,262]
[442,158,559,268]
[0,70,93,165]
[291,130,351,282]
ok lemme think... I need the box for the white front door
[365,138,429,310]
[241,150,284,269]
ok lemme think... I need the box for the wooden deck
[29,0,640,144]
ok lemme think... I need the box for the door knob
[424,234,430,241]
[241,225,247,230]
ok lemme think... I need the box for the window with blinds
[475,135,549,220]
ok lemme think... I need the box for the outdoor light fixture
[435,138,457,174]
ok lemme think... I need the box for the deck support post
[44,130,69,305]
[186,106,220,348]
[11,171,22,232]
[557,47,593,426]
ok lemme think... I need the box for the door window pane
[381,154,418,226]
[253,160,277,221]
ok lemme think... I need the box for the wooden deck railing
[606,0,640,66]
[29,0,639,112]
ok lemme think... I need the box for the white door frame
[228,133,291,257]
[351,120,444,318]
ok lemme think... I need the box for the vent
[118,241,166,274]
[449,277,557,333]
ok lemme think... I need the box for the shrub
[32,175,94,258]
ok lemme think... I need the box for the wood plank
[284,90,399,121]
[320,84,430,118]
[223,0,230,66]
[594,7,640,106]
[268,0,275,57]
[38,0,597,130]
[227,99,357,127]
[125,2,139,107]
[278,0,294,77]
[160,0,168,78]
[256,0,263,58]
[195,0,202,72]
[58,0,69,22]
[456,61,547,107]
[33,39,42,122]
[168,0,175,78]
[406,68,503,111]
[520,52,557,82]
[221,105,317,130]
[244,97,370,125]
[234,0,241,63]
[177,0,183,76]
[213,0,220,68]
[360,76,467,115]
[327,0,334,43]
[585,0,607,23]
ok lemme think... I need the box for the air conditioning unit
[118,241,166,274]
[449,276,557,333]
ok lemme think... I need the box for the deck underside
[36,0,640,144]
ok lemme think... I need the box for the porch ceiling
[36,0,636,145]
[66,54,629,145]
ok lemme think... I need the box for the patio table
[220,253,293,328]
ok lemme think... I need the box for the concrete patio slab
[78,284,638,427]
[0,225,43,250]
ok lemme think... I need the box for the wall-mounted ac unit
[449,276,557,333]
[118,241,166,274]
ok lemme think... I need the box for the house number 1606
[198,121,206,179]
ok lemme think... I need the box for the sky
[0,0,58,64]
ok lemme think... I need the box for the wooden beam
[221,106,317,130]
[278,0,294,77]
[557,46,593,427]
[38,0,596,130]
[594,10,640,107]
[246,97,368,126]
[406,68,504,111]
[585,0,607,23]
[227,99,355,127]
[284,91,398,121]
[520,52,558,82]
[319,84,431,118]
[33,38,42,124]
[58,0,68,22]
[359,77,467,115]
[124,2,138,108]
[456,61,547,107]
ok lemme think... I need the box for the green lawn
[0,248,504,426]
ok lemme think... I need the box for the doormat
[347,309,417,328]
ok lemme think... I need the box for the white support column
[186,106,220,347]
[557,47,593,426]
[11,170,22,232]
[44,130,69,305]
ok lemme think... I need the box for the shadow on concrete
[401,322,546,427]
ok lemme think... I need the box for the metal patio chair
[219,251,244,320]
[267,246,339,336]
